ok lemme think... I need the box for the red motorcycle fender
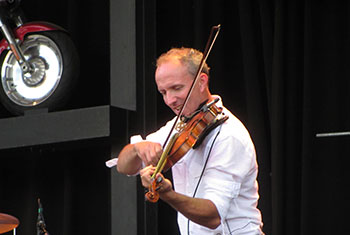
[0,21,65,55]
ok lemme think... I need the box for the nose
[165,92,176,107]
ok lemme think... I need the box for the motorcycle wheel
[0,30,79,115]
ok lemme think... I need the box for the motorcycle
[0,0,79,115]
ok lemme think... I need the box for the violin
[145,25,228,203]
[162,98,228,172]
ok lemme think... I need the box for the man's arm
[116,144,142,175]
[161,188,221,229]
[117,141,163,175]
[140,166,221,229]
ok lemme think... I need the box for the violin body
[163,100,228,172]
[145,99,228,202]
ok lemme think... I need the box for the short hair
[156,47,210,77]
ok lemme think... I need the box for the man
[117,47,264,234]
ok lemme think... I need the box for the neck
[205,90,213,102]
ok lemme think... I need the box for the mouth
[173,105,182,115]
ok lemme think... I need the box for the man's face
[155,60,204,116]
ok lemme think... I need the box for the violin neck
[152,132,179,178]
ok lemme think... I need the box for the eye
[173,85,183,91]
[159,90,166,96]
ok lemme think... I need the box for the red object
[0,21,62,54]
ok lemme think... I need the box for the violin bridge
[175,120,186,132]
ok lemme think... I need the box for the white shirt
[131,97,263,235]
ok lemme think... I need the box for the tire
[0,30,79,115]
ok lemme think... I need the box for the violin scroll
[145,187,159,203]
[145,174,163,202]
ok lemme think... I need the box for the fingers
[156,175,163,183]
[155,174,163,191]
[146,143,162,166]
[154,173,172,194]
[135,141,163,166]
[140,165,155,188]
[140,169,173,197]
[140,167,163,189]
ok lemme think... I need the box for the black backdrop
[154,1,350,234]
[1,0,350,235]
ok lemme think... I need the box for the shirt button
[215,233,221,235]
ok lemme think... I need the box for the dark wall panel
[110,0,136,111]
[0,106,110,150]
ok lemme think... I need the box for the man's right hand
[134,141,163,166]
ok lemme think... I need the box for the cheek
[162,96,167,105]
[183,100,198,116]
[173,89,188,102]
[162,94,172,106]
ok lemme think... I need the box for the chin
[172,109,179,115]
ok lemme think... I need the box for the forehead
[156,57,182,73]
[155,60,192,87]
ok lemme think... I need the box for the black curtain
[246,1,350,234]
[234,0,350,234]
[156,0,350,234]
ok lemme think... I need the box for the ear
[198,73,209,92]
